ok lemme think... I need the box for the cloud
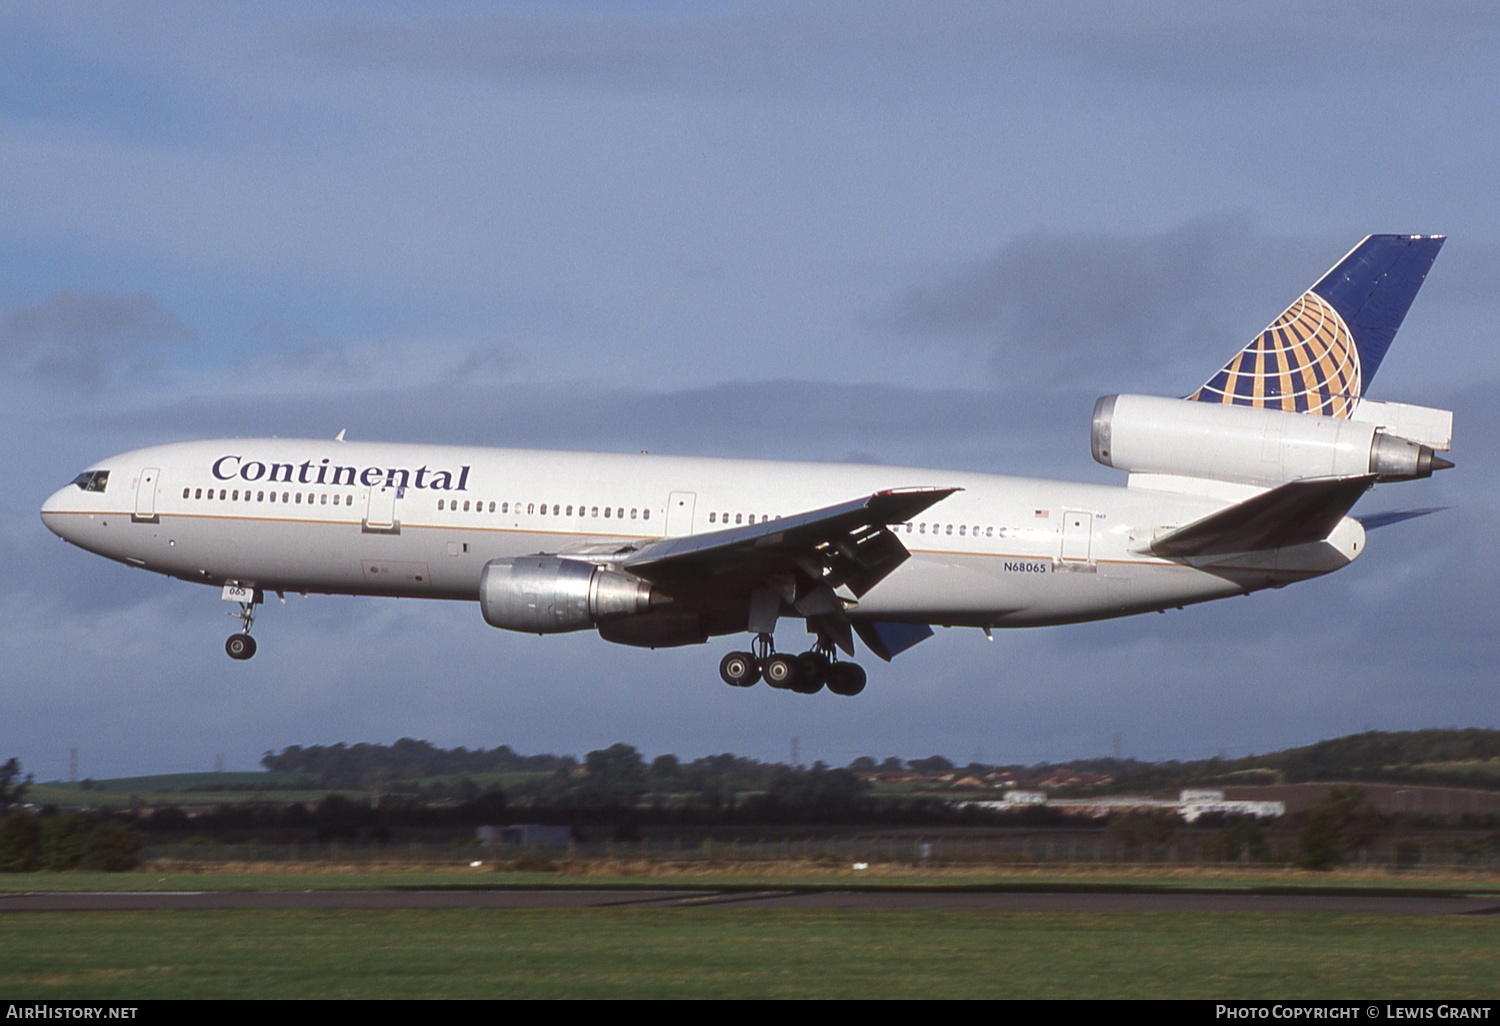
[293,2,1500,100]
[61,373,1104,481]
[879,217,1325,391]
[0,290,193,388]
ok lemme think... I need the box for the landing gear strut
[225,599,258,661]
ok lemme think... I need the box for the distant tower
[69,747,78,784]
[791,737,800,767]
[1112,733,1123,760]
[215,753,225,774]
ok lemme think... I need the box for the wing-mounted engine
[1091,394,1453,489]
[479,556,660,634]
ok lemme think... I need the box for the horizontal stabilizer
[1147,476,1374,558]
[1354,507,1448,531]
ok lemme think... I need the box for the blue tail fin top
[1189,235,1444,418]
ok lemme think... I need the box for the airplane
[40,234,1454,697]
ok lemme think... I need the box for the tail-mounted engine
[1091,394,1453,488]
[480,556,658,634]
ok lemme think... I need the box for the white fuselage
[39,438,1362,636]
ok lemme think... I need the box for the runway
[4,887,1498,914]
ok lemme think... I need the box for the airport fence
[139,833,1500,872]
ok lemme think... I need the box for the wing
[617,486,959,656]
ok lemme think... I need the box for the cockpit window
[71,470,109,493]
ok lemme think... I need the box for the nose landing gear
[225,595,259,661]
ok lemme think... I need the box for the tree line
[255,729,1500,796]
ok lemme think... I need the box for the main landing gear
[718,634,867,696]
[225,599,258,661]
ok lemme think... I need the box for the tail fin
[1189,234,1445,418]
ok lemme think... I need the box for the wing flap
[854,620,935,662]
[1147,476,1374,558]
[624,487,958,597]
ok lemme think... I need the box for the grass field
[2,907,1497,999]
[5,865,1497,998]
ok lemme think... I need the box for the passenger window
[604,507,611,518]
[257,491,265,502]
[183,488,190,499]
[709,513,716,523]
[642,509,649,520]
[194,488,202,499]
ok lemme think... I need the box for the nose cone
[40,485,79,540]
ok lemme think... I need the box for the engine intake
[480,557,657,634]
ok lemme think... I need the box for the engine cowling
[480,556,656,634]
[1091,394,1451,487]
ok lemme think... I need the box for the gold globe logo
[1192,292,1361,418]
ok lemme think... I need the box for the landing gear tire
[792,651,829,694]
[225,634,257,661]
[719,651,761,687]
[761,653,799,689]
[826,661,866,697]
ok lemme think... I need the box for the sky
[3,1,1497,780]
